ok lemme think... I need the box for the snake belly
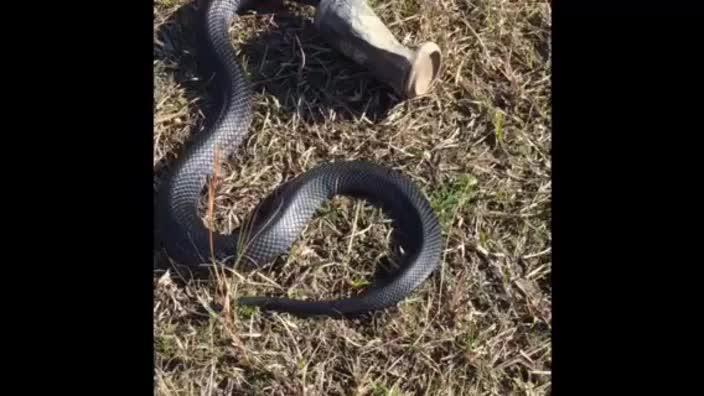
[156,0,443,317]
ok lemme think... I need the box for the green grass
[493,109,506,146]
[237,304,257,319]
[154,0,551,394]
[430,173,478,230]
[372,383,403,396]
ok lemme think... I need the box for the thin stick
[208,146,222,262]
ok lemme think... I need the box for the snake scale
[156,0,443,317]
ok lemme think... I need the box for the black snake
[156,0,443,317]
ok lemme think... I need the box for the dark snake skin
[156,0,443,317]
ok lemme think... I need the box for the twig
[208,146,222,262]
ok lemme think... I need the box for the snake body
[156,0,443,317]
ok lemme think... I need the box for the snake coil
[156,0,443,317]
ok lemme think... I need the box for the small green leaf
[350,279,370,289]
[493,109,505,145]
[238,305,257,319]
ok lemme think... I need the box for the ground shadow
[239,11,400,124]
[154,2,399,157]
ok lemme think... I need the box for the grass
[429,173,478,230]
[154,0,551,394]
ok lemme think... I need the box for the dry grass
[154,0,551,394]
